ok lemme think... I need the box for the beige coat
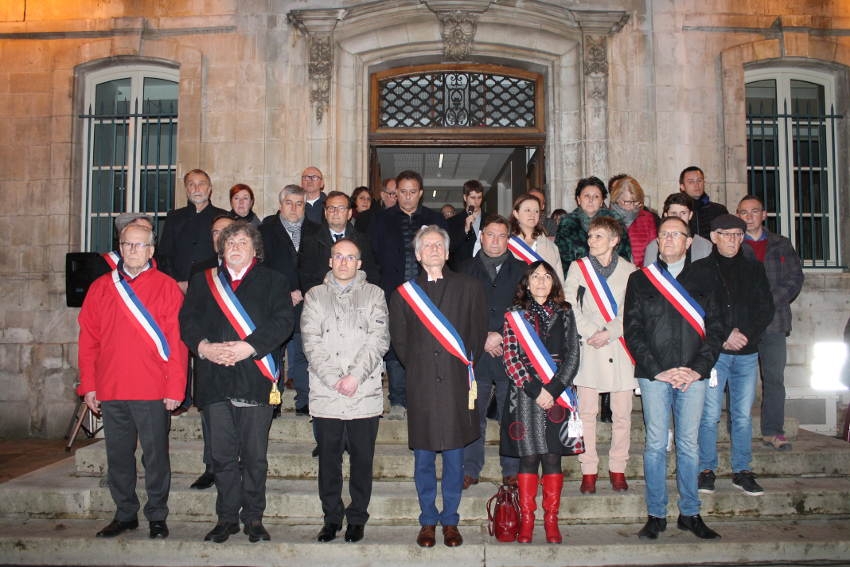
[564,257,637,392]
[302,270,390,420]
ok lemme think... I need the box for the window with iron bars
[745,68,842,268]
[80,65,178,252]
[377,71,536,129]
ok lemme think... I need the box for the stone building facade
[0,0,848,437]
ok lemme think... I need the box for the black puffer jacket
[623,257,725,380]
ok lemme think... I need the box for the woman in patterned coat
[500,261,580,544]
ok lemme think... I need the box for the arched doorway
[368,64,545,215]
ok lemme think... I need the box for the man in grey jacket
[301,238,390,544]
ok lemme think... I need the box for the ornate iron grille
[379,71,536,128]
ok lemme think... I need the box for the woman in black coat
[501,260,580,544]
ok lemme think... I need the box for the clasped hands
[335,374,359,398]
[198,340,255,366]
[586,328,611,349]
[654,367,701,391]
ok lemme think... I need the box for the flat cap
[710,213,746,232]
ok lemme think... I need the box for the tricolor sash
[575,257,635,364]
[642,262,706,339]
[505,310,577,410]
[508,235,544,265]
[397,279,476,408]
[102,250,121,270]
[204,268,278,382]
[111,269,170,362]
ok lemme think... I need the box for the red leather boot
[515,473,538,543]
[541,473,564,543]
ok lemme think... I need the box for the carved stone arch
[287,0,628,210]
[720,37,850,206]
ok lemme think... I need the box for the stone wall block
[234,109,265,144]
[0,345,21,373]
[19,246,47,274]
[13,117,50,144]
[35,310,79,344]
[3,42,49,71]
[26,145,51,181]
[0,401,31,437]
[9,72,52,94]
[0,325,34,344]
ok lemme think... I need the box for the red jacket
[628,209,658,268]
[77,267,188,402]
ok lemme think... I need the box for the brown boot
[516,473,538,543]
[541,473,563,543]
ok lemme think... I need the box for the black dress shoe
[677,514,721,539]
[637,516,667,540]
[243,520,270,543]
[317,522,342,542]
[190,471,215,490]
[96,518,138,538]
[149,520,169,539]
[204,522,240,543]
[344,523,365,543]
[312,445,319,458]
[295,404,310,416]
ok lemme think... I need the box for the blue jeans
[462,364,519,479]
[698,353,759,473]
[639,377,706,518]
[385,348,406,407]
[286,331,309,410]
[758,332,787,437]
[413,448,464,526]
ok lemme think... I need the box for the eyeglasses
[301,174,322,181]
[332,253,359,263]
[325,205,349,213]
[119,242,152,251]
[658,231,688,240]
[714,230,744,239]
[617,199,639,206]
[382,191,398,197]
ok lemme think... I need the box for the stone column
[572,10,629,180]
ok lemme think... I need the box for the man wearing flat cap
[697,214,774,497]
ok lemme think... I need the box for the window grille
[80,69,178,252]
[745,73,842,268]
[378,71,536,128]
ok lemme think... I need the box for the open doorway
[371,145,544,218]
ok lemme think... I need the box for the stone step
[168,410,800,445]
[73,429,850,482]
[4,459,850,523]
[0,517,848,567]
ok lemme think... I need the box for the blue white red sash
[504,310,577,410]
[397,279,476,394]
[508,235,543,265]
[575,257,635,364]
[111,269,170,362]
[205,268,278,382]
[102,250,120,270]
[642,262,706,339]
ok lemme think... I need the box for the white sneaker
[386,405,407,420]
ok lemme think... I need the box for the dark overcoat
[389,269,488,451]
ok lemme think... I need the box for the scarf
[478,250,510,282]
[280,217,303,251]
[612,204,639,228]
[589,253,618,279]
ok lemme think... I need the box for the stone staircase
[2,397,850,566]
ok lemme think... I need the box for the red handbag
[486,483,520,542]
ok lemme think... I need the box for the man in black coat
[156,169,228,292]
[459,215,524,489]
[259,184,322,415]
[678,166,728,239]
[370,170,446,416]
[624,216,725,542]
[298,191,379,292]
[446,179,484,270]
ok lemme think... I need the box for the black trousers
[101,400,171,522]
[206,401,274,524]
[314,415,380,525]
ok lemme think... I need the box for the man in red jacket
[78,224,188,540]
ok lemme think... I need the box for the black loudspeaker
[65,252,111,307]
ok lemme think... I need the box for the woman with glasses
[609,176,658,267]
